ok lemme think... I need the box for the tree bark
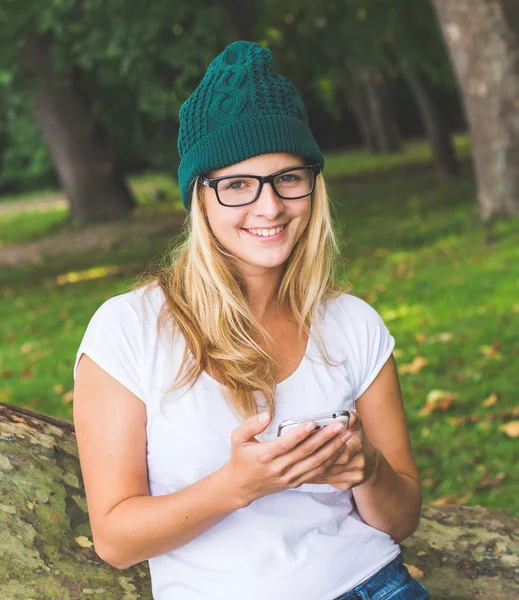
[21,32,136,224]
[361,70,403,154]
[347,79,378,152]
[431,0,519,220]
[1,401,518,599]
[401,62,459,179]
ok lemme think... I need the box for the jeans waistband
[335,553,405,600]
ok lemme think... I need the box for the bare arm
[352,355,423,544]
[73,354,242,570]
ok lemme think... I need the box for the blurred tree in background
[2,0,518,223]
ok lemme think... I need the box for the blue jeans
[332,553,430,600]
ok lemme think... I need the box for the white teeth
[246,224,285,237]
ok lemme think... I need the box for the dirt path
[0,196,66,216]
[0,211,185,267]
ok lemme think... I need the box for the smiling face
[201,153,312,277]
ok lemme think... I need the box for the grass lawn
[1,134,518,515]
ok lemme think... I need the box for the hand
[305,410,381,491]
[222,411,352,507]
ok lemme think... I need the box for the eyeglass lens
[216,168,315,206]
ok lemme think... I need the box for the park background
[0,0,518,522]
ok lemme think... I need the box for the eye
[223,179,250,191]
[277,173,302,184]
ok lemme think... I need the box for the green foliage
[0,0,461,193]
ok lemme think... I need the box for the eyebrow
[211,162,306,178]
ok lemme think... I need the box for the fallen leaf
[482,393,498,408]
[404,564,425,579]
[75,536,93,548]
[62,391,74,404]
[480,341,502,359]
[476,470,506,490]
[447,406,519,425]
[437,332,453,342]
[20,342,35,354]
[419,390,458,416]
[430,494,471,506]
[499,421,519,438]
[400,356,428,375]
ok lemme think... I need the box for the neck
[242,267,284,322]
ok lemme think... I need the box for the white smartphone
[277,409,350,437]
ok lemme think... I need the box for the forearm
[352,448,422,544]
[99,466,242,569]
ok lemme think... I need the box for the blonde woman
[73,41,430,600]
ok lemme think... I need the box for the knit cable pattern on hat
[177,40,324,211]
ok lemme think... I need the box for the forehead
[207,153,305,178]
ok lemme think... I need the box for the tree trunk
[431,0,519,221]
[401,62,459,179]
[361,70,403,153]
[21,32,136,224]
[347,80,379,152]
[1,401,518,599]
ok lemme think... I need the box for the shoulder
[82,283,165,339]
[96,282,164,317]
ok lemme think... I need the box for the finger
[264,420,324,461]
[268,419,346,462]
[292,444,345,486]
[283,425,349,483]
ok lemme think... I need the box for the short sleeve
[73,295,146,404]
[338,295,396,401]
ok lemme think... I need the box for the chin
[246,256,288,269]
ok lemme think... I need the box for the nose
[251,181,285,219]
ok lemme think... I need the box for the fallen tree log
[1,402,518,599]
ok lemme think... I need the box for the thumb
[233,411,271,444]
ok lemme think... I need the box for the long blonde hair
[131,169,352,422]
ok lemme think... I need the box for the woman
[73,41,430,599]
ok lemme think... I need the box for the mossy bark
[1,402,518,599]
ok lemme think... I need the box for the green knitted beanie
[177,40,325,212]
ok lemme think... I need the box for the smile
[242,223,287,238]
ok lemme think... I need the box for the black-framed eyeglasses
[200,164,321,207]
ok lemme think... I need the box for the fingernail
[305,422,316,432]
[341,432,352,442]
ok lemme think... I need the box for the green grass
[1,134,518,515]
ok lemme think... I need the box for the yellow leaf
[62,390,74,404]
[499,421,519,438]
[400,356,428,375]
[480,342,502,359]
[419,390,458,416]
[482,393,498,408]
[437,332,453,342]
[75,536,93,548]
[404,564,425,579]
[430,493,470,506]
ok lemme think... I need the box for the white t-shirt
[73,283,401,600]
